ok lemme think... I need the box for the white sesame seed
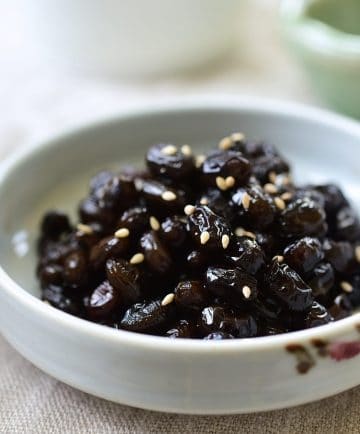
[341,281,353,293]
[242,285,252,299]
[273,255,284,263]
[243,230,256,239]
[274,197,286,211]
[222,234,230,249]
[269,171,277,183]
[76,223,93,235]
[216,176,227,191]
[241,192,251,210]
[195,154,206,168]
[235,227,256,239]
[114,227,130,238]
[231,132,245,142]
[161,293,175,306]
[225,176,235,188]
[355,246,360,263]
[264,183,278,194]
[184,204,196,216]
[200,197,209,205]
[161,144,177,155]
[134,178,144,191]
[150,216,160,231]
[181,144,192,156]
[130,253,144,265]
[281,191,293,201]
[200,231,210,245]
[218,136,233,151]
[161,190,177,201]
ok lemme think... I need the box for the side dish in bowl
[0,98,359,414]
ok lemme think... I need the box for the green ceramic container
[281,0,360,118]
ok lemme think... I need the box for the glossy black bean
[278,198,327,238]
[200,150,251,187]
[140,231,173,274]
[308,262,335,299]
[165,319,195,338]
[63,251,87,285]
[323,240,355,273]
[85,280,120,319]
[120,300,173,333]
[118,206,149,234]
[90,236,129,270]
[187,205,231,251]
[227,236,265,275]
[146,143,196,181]
[42,284,79,315]
[106,258,141,305]
[206,266,257,302]
[304,301,333,328]
[231,184,275,229]
[174,280,208,311]
[40,211,72,240]
[265,260,314,312]
[283,237,324,275]
[159,216,188,248]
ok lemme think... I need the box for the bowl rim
[1,95,360,354]
[280,0,360,58]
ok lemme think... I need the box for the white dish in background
[16,0,243,77]
[0,97,359,414]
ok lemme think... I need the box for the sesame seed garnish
[269,171,277,183]
[231,132,245,142]
[225,176,235,188]
[241,192,251,210]
[114,227,130,238]
[221,234,230,249]
[264,183,278,194]
[149,216,160,231]
[235,227,256,239]
[134,178,144,191]
[161,144,177,155]
[184,204,196,216]
[200,197,209,205]
[200,231,210,245]
[161,190,177,201]
[274,197,286,210]
[273,255,284,263]
[341,281,353,293]
[355,246,360,263]
[195,154,206,168]
[216,176,227,191]
[181,144,192,156]
[161,293,175,306]
[242,285,252,299]
[218,136,233,151]
[281,191,293,201]
[129,253,144,265]
[76,223,93,235]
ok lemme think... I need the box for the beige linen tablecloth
[0,1,359,432]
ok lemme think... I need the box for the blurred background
[0,0,359,161]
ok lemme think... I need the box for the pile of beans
[37,133,360,339]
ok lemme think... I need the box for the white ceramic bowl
[0,97,360,415]
[16,0,243,77]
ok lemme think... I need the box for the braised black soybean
[37,134,360,339]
